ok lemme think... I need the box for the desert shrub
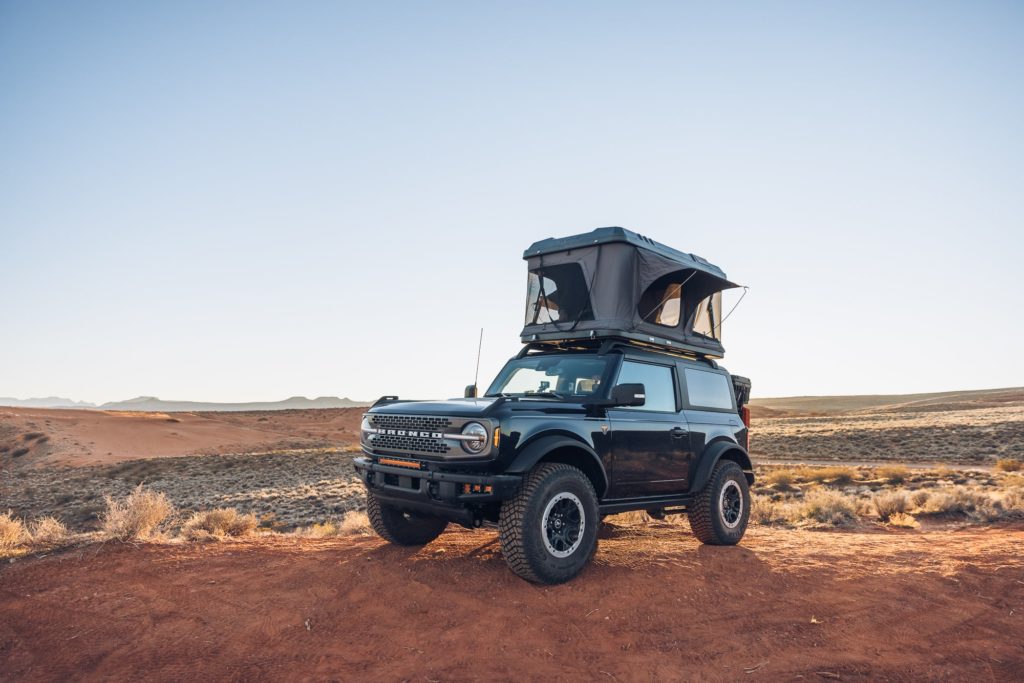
[29,517,68,545]
[0,511,29,552]
[919,486,998,520]
[763,469,796,489]
[297,521,340,537]
[101,484,174,541]
[910,490,931,508]
[876,465,911,484]
[750,495,795,526]
[181,508,258,540]
[998,489,1024,513]
[872,491,909,520]
[887,512,919,528]
[995,459,1023,473]
[296,512,374,538]
[799,467,857,486]
[338,511,372,536]
[798,490,859,526]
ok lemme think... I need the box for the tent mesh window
[691,291,722,341]
[638,276,684,328]
[524,263,594,325]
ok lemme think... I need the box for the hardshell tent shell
[521,227,739,357]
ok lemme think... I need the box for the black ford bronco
[354,228,752,584]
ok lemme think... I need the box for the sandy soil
[2,521,1021,682]
[0,407,364,467]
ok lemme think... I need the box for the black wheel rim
[542,494,584,557]
[720,480,743,528]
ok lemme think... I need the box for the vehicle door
[606,359,692,497]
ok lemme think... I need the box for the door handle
[670,426,689,438]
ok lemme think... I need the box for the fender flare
[506,434,609,496]
[690,441,754,492]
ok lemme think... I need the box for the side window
[683,368,734,410]
[616,361,676,412]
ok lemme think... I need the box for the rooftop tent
[521,227,740,357]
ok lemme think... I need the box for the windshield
[486,354,613,399]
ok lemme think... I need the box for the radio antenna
[473,328,484,394]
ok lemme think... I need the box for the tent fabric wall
[520,228,738,357]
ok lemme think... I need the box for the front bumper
[353,456,522,523]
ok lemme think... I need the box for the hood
[367,397,501,418]
[367,395,592,419]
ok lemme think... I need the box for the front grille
[369,414,453,455]
[373,432,450,454]
[370,414,452,432]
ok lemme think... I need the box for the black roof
[523,227,729,280]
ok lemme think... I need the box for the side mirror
[610,383,646,407]
[464,384,478,398]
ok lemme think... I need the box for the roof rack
[516,337,719,368]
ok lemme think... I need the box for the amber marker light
[378,458,422,470]
[493,428,501,449]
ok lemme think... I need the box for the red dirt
[2,522,1022,682]
[0,407,364,467]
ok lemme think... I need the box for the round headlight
[461,422,488,454]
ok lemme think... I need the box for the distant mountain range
[0,396,370,412]
[0,396,96,409]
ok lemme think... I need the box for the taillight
[740,405,751,429]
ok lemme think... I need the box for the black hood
[367,397,501,418]
[366,396,589,418]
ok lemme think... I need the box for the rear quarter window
[683,368,734,410]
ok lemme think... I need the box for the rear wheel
[499,463,599,584]
[688,460,750,545]
[366,493,448,546]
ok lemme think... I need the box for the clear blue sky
[2,1,1022,403]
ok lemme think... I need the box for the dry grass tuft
[181,508,258,540]
[0,511,29,553]
[800,466,858,486]
[910,490,931,508]
[887,512,919,528]
[763,469,796,489]
[751,495,795,526]
[994,458,1023,473]
[101,484,174,541]
[338,511,372,536]
[918,486,1000,521]
[29,516,69,546]
[799,489,859,526]
[294,511,373,538]
[872,491,909,521]
[295,521,340,537]
[876,465,911,484]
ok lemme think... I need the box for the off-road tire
[366,493,448,546]
[688,460,750,545]
[498,463,600,584]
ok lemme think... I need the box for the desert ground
[2,522,1021,682]
[2,388,1023,680]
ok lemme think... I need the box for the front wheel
[688,460,750,545]
[366,493,448,546]
[498,463,599,584]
